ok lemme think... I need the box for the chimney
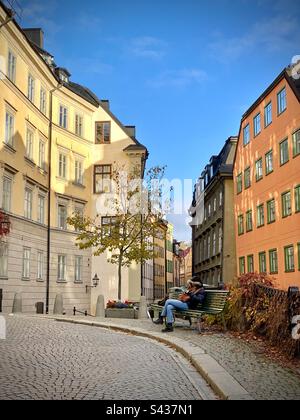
[125,126,136,138]
[23,28,44,49]
[101,100,110,111]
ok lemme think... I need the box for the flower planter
[105,308,137,319]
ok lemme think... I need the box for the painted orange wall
[234,76,300,290]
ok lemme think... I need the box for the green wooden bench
[150,289,229,333]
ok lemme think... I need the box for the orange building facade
[234,68,300,290]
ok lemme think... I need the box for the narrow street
[0,316,216,400]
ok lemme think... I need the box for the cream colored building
[0,2,147,314]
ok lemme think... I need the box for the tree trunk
[118,255,122,301]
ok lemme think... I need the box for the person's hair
[186,279,194,287]
[193,281,203,290]
[190,275,202,285]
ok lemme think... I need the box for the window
[243,124,250,146]
[22,248,31,279]
[293,129,300,157]
[37,251,44,281]
[219,191,223,207]
[238,215,244,235]
[75,160,83,184]
[7,50,16,83]
[267,199,276,224]
[167,260,173,273]
[246,210,253,232]
[0,242,8,278]
[28,74,35,102]
[257,204,264,227]
[244,167,251,189]
[59,105,68,129]
[239,257,245,275]
[212,231,216,256]
[255,158,263,181]
[38,195,45,224]
[75,114,83,137]
[254,113,261,136]
[26,129,34,160]
[213,197,217,212]
[259,252,267,273]
[208,203,211,217]
[284,245,294,272]
[24,187,33,219]
[2,175,12,212]
[95,121,111,144]
[218,226,222,252]
[40,88,47,115]
[295,185,300,213]
[58,153,67,178]
[58,255,67,281]
[207,235,211,258]
[75,256,83,282]
[264,102,272,127]
[265,150,273,175]
[247,255,254,273]
[277,87,287,115]
[94,165,112,193]
[203,238,207,260]
[269,249,278,274]
[5,111,14,147]
[237,173,242,194]
[282,191,292,218]
[280,139,289,165]
[39,140,46,170]
[298,243,300,271]
[58,204,67,229]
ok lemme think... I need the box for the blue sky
[15,0,300,240]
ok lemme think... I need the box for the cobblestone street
[0,316,216,400]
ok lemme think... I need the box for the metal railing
[73,307,95,317]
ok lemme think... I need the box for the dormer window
[55,67,71,84]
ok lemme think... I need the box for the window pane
[5,112,14,146]
[264,102,272,127]
[280,139,289,165]
[2,176,12,212]
[243,124,250,146]
[293,130,300,157]
[265,151,273,174]
[0,243,8,277]
[254,113,261,136]
[278,88,287,114]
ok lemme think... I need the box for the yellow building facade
[0,3,147,314]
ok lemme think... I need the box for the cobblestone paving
[90,318,300,400]
[0,317,215,400]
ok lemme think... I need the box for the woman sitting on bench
[153,277,206,333]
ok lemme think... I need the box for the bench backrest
[168,289,229,312]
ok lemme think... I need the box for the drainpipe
[46,83,62,314]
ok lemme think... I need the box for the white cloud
[128,36,168,59]
[148,68,208,88]
[209,16,300,62]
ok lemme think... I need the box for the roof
[0,0,148,155]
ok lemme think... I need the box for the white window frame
[22,248,31,279]
[58,255,67,281]
[38,194,45,224]
[58,202,68,230]
[7,49,16,83]
[75,114,83,137]
[26,128,34,160]
[58,152,67,179]
[39,139,46,170]
[59,105,68,129]
[24,186,33,220]
[2,173,12,212]
[74,159,83,185]
[37,251,44,281]
[75,256,83,282]
[0,242,8,278]
[28,74,35,102]
[40,87,47,115]
[5,110,15,147]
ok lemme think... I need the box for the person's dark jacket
[186,288,206,309]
